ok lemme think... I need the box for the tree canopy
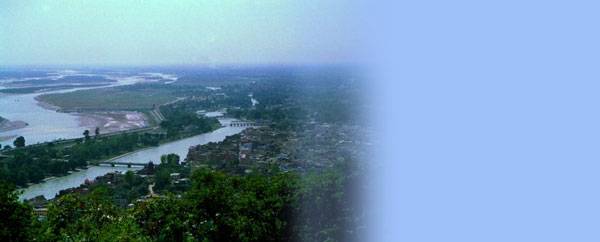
[13,136,25,148]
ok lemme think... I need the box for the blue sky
[369,0,600,241]
[0,0,359,66]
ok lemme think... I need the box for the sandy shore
[0,119,28,133]
[75,111,148,134]
[0,134,18,142]
[34,96,60,111]
[34,96,148,134]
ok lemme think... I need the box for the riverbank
[0,117,28,133]
[18,120,223,190]
[0,134,17,143]
[34,95,60,111]
[19,118,244,200]
[19,166,141,201]
[75,111,148,134]
[101,122,223,164]
[35,95,149,134]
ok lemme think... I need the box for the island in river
[19,117,245,200]
[0,116,28,142]
[0,71,176,147]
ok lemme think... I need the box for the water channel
[0,77,251,200]
[20,118,245,200]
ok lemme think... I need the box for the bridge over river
[229,120,271,127]
[98,161,148,168]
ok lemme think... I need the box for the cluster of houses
[26,123,369,219]
[186,127,292,174]
[25,169,186,218]
[25,171,129,218]
[293,122,369,169]
[185,123,368,174]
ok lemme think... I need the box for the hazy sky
[0,0,359,66]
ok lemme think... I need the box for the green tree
[292,161,364,242]
[184,170,234,241]
[125,170,134,187]
[13,136,25,148]
[133,194,187,241]
[0,184,38,242]
[28,169,44,183]
[40,188,148,241]
[15,170,28,186]
[184,170,297,242]
[160,153,180,166]
[154,169,171,191]
[95,127,100,137]
[83,129,90,141]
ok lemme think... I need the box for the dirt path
[148,183,156,197]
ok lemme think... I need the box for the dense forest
[0,161,364,242]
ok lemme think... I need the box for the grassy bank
[2,119,222,188]
[38,85,179,109]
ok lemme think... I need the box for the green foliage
[38,83,180,109]
[39,188,149,241]
[133,194,187,242]
[2,163,362,242]
[1,68,364,241]
[154,153,189,192]
[0,130,165,186]
[182,168,360,242]
[0,132,161,185]
[0,149,79,186]
[125,170,135,186]
[0,183,38,242]
[89,173,149,203]
[154,169,171,191]
[159,104,218,138]
[83,129,90,141]
[160,153,180,166]
[292,161,364,241]
[185,170,235,240]
[13,136,25,148]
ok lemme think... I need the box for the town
[25,120,369,217]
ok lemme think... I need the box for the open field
[0,84,111,94]
[5,75,116,87]
[37,85,180,110]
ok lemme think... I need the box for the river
[0,75,144,147]
[20,117,246,200]
[19,166,141,200]
[0,91,84,147]
[106,118,245,165]
[0,77,252,200]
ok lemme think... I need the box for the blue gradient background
[3,0,600,241]
[369,1,600,241]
